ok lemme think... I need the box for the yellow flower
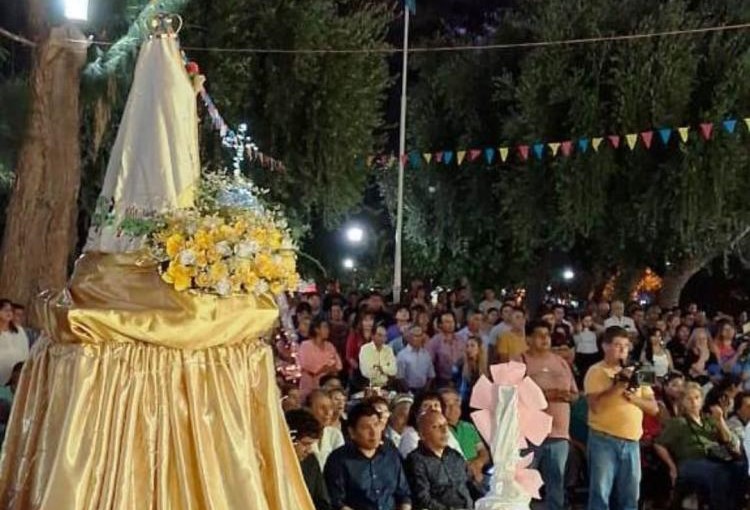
[193,230,214,251]
[166,234,185,258]
[209,262,229,283]
[194,271,212,289]
[162,262,193,292]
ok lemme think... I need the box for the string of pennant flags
[371,118,750,169]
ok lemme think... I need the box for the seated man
[439,388,490,488]
[325,402,412,510]
[405,409,473,510]
[285,409,332,510]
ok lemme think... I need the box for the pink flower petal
[518,435,528,448]
[515,467,544,499]
[519,406,553,446]
[518,376,548,411]
[470,375,496,411]
[471,409,494,444]
[490,361,526,386]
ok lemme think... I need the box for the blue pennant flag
[404,0,416,14]
[723,119,737,134]
[578,138,590,153]
[533,143,545,160]
[484,148,495,164]
[408,151,421,168]
[658,128,672,145]
[444,151,454,165]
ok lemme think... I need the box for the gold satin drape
[0,254,314,510]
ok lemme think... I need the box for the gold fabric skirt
[0,253,314,510]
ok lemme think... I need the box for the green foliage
[179,0,393,228]
[382,0,750,291]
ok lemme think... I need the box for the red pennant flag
[608,135,621,149]
[400,154,408,166]
[468,149,482,162]
[517,145,530,161]
[699,122,713,140]
[640,131,654,149]
[435,151,444,163]
[560,140,573,157]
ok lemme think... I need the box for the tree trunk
[657,258,706,309]
[0,25,88,323]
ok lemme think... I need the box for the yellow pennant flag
[678,127,689,143]
[457,150,466,165]
[625,133,638,150]
[499,147,509,162]
[592,137,603,152]
[744,118,750,133]
[366,156,374,167]
[548,142,561,156]
[423,153,432,164]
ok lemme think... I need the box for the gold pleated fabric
[0,254,314,510]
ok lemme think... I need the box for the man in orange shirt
[495,307,527,362]
[585,326,658,510]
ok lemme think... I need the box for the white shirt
[603,315,636,333]
[359,342,397,387]
[396,345,435,390]
[488,322,510,347]
[573,330,598,354]
[313,425,345,471]
[398,426,464,459]
[651,352,670,378]
[744,422,750,475]
[0,328,29,385]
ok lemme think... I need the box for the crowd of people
[275,282,750,510]
[3,282,750,510]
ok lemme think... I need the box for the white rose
[215,241,232,257]
[254,280,269,295]
[215,278,232,296]
[178,249,196,266]
[235,241,258,259]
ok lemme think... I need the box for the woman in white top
[307,389,345,470]
[0,299,29,385]
[573,314,601,378]
[641,327,673,378]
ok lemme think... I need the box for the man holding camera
[584,326,659,510]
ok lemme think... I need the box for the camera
[616,363,656,391]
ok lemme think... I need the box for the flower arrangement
[144,174,299,297]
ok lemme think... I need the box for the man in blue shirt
[325,402,412,510]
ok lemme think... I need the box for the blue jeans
[531,438,569,510]
[587,431,640,510]
[678,458,744,510]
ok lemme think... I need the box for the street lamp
[343,258,355,270]
[345,226,364,244]
[562,268,575,281]
[64,0,89,21]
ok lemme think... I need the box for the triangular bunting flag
[608,135,621,149]
[484,148,495,164]
[457,150,466,165]
[592,137,603,152]
[533,143,545,160]
[423,153,432,164]
[548,142,561,157]
[640,131,654,149]
[560,141,573,157]
[499,147,509,162]
[517,145,529,161]
[578,138,590,153]
[744,118,750,132]
[658,128,672,145]
[409,151,421,168]
[723,119,737,134]
[444,151,454,165]
[678,127,689,143]
[366,156,374,167]
[435,151,444,163]
[400,154,408,166]
[625,133,638,150]
[468,149,482,162]
[699,122,713,140]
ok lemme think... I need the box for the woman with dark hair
[344,311,375,389]
[0,299,29,386]
[641,328,673,378]
[298,318,342,399]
